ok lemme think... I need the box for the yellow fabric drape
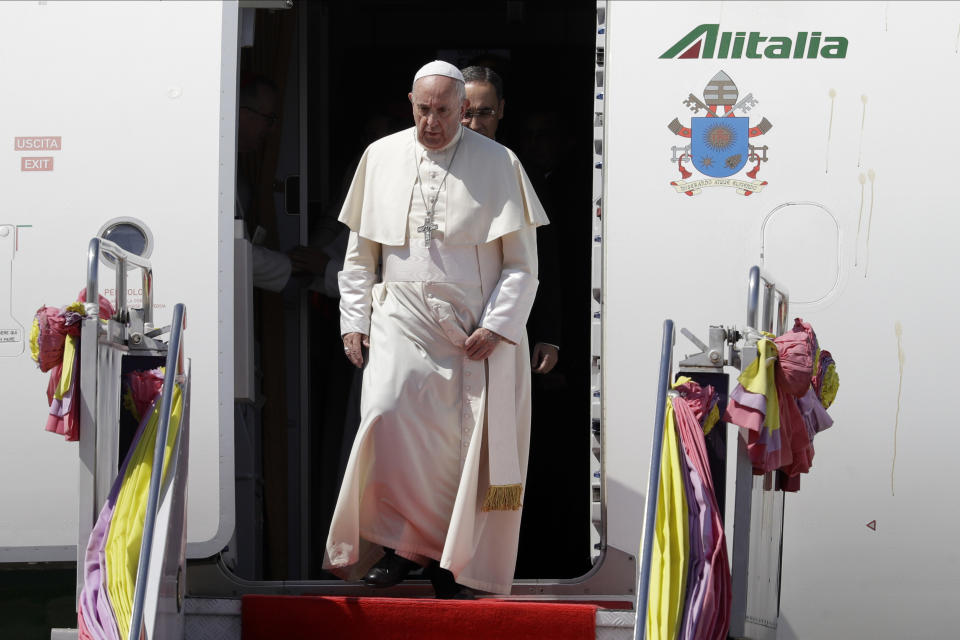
[702,403,721,435]
[53,335,78,400]
[820,363,839,409]
[104,383,183,637]
[646,400,689,640]
[737,335,780,432]
[28,317,40,363]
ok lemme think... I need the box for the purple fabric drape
[673,380,731,640]
[78,373,163,640]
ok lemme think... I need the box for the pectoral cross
[418,217,438,247]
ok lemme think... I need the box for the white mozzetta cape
[338,126,549,246]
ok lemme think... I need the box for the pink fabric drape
[673,380,731,640]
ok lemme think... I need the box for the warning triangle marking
[866,520,877,531]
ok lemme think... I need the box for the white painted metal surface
[0,0,235,560]
[604,2,960,637]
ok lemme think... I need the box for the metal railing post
[634,319,675,640]
[115,256,127,322]
[731,265,790,639]
[86,238,102,318]
[126,303,186,640]
[82,235,164,630]
[746,265,761,329]
[142,265,153,328]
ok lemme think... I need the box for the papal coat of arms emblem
[667,71,772,196]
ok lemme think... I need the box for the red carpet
[242,595,597,640]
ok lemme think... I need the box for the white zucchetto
[413,60,464,84]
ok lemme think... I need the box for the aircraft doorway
[233,0,597,583]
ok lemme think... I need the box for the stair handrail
[634,319,675,640]
[729,266,790,639]
[86,236,154,326]
[126,302,186,640]
[634,269,789,639]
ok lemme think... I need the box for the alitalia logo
[661,24,848,59]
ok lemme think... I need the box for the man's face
[409,76,466,149]
[462,81,504,140]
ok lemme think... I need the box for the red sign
[21,157,54,172]
[14,136,61,151]
[866,520,877,531]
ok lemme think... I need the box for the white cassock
[323,125,549,594]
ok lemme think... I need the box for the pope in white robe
[322,61,549,595]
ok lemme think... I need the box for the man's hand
[465,328,509,361]
[531,342,559,374]
[289,245,330,276]
[342,332,369,368]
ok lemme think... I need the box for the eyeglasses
[242,106,279,126]
[462,108,497,121]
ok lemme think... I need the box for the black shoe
[447,586,476,600]
[363,551,421,587]
[426,563,476,600]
